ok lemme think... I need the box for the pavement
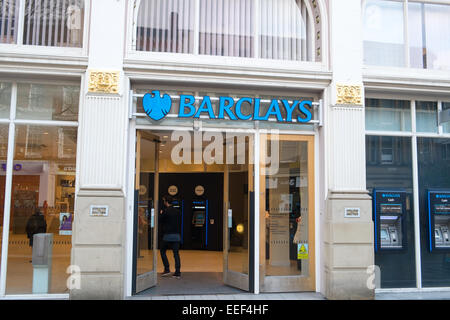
[129,292,325,300]
[375,290,450,300]
[128,290,450,300]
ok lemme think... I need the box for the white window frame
[0,0,90,57]
[0,78,82,299]
[362,0,450,82]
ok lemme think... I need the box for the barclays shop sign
[139,90,318,124]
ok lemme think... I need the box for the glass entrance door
[259,134,315,292]
[132,130,160,294]
[223,133,253,292]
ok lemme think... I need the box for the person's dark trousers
[160,240,181,273]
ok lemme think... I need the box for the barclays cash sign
[142,90,313,123]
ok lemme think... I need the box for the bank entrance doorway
[132,129,254,295]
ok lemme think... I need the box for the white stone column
[323,0,375,299]
[70,0,128,300]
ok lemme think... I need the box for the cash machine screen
[380,204,403,214]
[434,204,450,214]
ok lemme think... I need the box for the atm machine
[427,190,450,252]
[373,190,407,252]
[191,198,208,250]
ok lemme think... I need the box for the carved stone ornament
[88,70,120,94]
[336,84,363,106]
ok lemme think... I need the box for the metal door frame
[132,130,160,294]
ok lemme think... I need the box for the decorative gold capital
[336,84,362,106]
[88,70,120,94]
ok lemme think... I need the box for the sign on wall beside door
[90,205,109,217]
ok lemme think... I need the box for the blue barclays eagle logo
[142,90,172,121]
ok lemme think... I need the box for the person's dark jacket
[26,212,47,246]
[160,206,181,235]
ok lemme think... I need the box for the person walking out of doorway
[159,195,182,279]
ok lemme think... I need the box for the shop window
[417,138,450,287]
[442,102,450,134]
[418,138,433,165]
[0,80,79,295]
[134,0,316,62]
[443,143,450,161]
[366,136,412,167]
[260,136,313,281]
[366,136,416,288]
[416,101,438,133]
[365,98,411,132]
[0,125,9,269]
[5,125,77,294]
[16,83,79,121]
[363,0,450,71]
[0,82,12,119]
[367,136,378,165]
[381,136,394,165]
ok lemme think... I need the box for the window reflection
[0,124,9,270]
[363,0,405,67]
[366,136,416,288]
[442,102,450,134]
[416,101,437,133]
[262,137,309,277]
[365,99,411,132]
[16,83,79,121]
[417,138,450,287]
[409,3,450,70]
[0,82,12,119]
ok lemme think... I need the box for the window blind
[136,0,313,61]
[0,0,19,44]
[136,0,195,53]
[23,0,84,47]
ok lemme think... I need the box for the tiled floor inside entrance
[136,272,246,296]
[136,250,245,296]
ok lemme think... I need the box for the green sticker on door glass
[297,243,309,260]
